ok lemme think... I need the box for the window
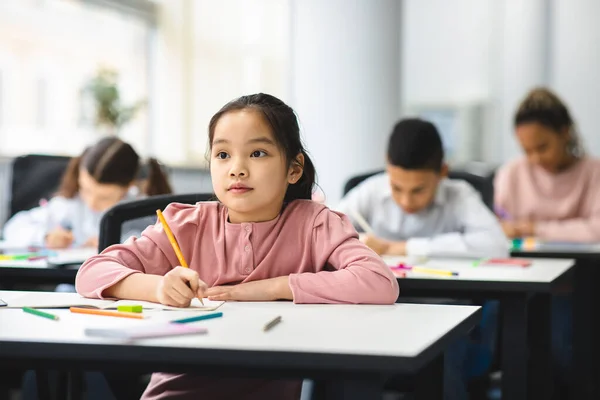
[0,0,153,157]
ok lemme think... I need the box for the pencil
[70,307,145,319]
[156,210,188,268]
[263,315,282,332]
[156,209,203,305]
[349,209,374,235]
[23,307,59,321]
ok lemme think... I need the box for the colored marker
[171,312,223,324]
[23,307,60,321]
[263,316,282,332]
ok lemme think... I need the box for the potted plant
[84,67,146,135]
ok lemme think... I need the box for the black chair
[98,193,214,251]
[342,169,495,211]
[9,154,71,218]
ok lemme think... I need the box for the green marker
[23,307,60,321]
[117,305,143,313]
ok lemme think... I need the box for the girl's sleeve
[75,203,199,298]
[288,209,399,304]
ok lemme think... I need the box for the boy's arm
[406,191,509,258]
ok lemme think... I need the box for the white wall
[290,0,401,205]
[552,0,600,156]
[402,0,557,164]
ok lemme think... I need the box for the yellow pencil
[156,209,188,268]
[411,267,459,277]
[156,209,204,305]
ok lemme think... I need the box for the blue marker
[170,312,223,324]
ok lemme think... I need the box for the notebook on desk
[1,292,224,311]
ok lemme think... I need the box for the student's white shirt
[335,173,509,258]
[2,189,151,247]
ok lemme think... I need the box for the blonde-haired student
[3,137,173,249]
[76,93,399,399]
[495,87,600,242]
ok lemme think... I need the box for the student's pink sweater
[76,199,399,400]
[494,157,600,242]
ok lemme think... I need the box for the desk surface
[384,256,574,293]
[511,241,600,260]
[0,291,480,376]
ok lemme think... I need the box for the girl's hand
[206,277,293,302]
[515,220,536,237]
[83,236,99,249]
[156,266,208,307]
[45,228,74,249]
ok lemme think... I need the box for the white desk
[384,256,574,292]
[383,256,575,400]
[0,291,481,400]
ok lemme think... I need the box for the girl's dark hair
[515,87,584,157]
[207,93,316,202]
[58,137,173,198]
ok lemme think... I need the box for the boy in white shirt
[338,118,508,400]
[338,118,507,258]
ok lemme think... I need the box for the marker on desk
[263,316,282,332]
[70,307,145,320]
[23,307,60,321]
[171,312,223,324]
[156,209,204,305]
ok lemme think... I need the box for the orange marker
[156,209,204,305]
[70,307,144,319]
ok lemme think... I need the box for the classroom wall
[401,0,553,165]
[290,0,401,205]
[552,0,600,156]
[401,0,600,162]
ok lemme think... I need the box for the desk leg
[35,370,52,400]
[414,353,444,400]
[311,377,383,400]
[502,294,528,400]
[528,293,552,399]
[572,260,598,400]
[67,371,83,400]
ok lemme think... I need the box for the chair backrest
[342,169,494,210]
[342,170,383,196]
[98,193,214,251]
[447,170,494,210]
[9,154,71,218]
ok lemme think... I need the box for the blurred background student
[3,137,172,249]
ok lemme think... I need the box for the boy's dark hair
[58,137,173,198]
[387,118,444,171]
[208,93,316,202]
[515,87,583,157]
